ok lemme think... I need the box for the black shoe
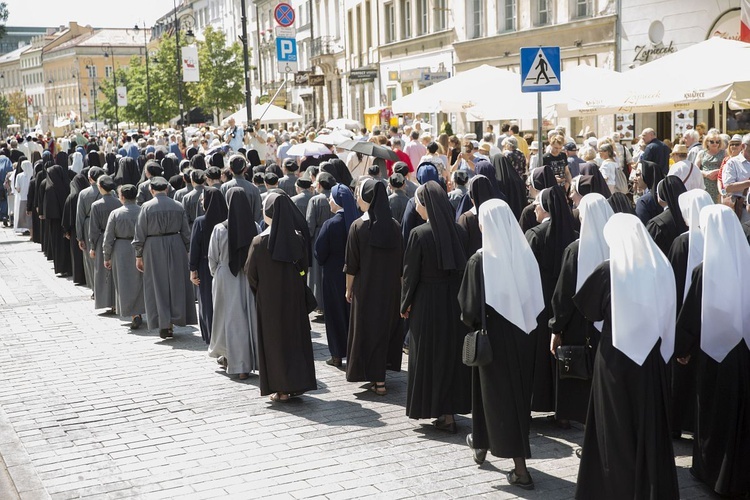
[466,434,487,465]
[325,357,342,367]
[159,328,173,339]
[130,315,142,330]
[506,471,534,490]
[433,419,457,434]
[575,447,583,459]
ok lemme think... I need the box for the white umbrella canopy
[314,131,351,146]
[392,65,541,119]
[326,118,361,130]
[549,65,627,118]
[222,104,302,125]
[286,141,332,157]
[565,38,750,115]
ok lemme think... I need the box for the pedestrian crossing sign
[520,46,561,93]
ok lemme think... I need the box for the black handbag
[556,337,594,380]
[462,273,493,367]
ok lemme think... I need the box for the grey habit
[102,202,145,317]
[207,223,259,375]
[388,190,410,223]
[448,185,468,211]
[88,193,122,309]
[220,177,262,223]
[291,190,313,217]
[173,184,193,204]
[181,184,205,227]
[75,185,101,290]
[278,174,298,197]
[306,189,333,310]
[132,194,197,330]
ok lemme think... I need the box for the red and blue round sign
[274,3,296,27]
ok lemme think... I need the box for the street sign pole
[537,92,543,172]
[520,46,561,161]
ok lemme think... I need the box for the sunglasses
[708,140,721,144]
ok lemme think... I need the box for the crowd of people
[1,118,749,498]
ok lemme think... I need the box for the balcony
[311,36,338,58]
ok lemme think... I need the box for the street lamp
[102,42,119,134]
[83,58,98,134]
[173,0,195,143]
[132,22,153,135]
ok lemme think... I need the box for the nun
[245,192,317,402]
[314,183,357,367]
[189,187,227,344]
[102,184,144,329]
[399,163,440,242]
[132,176,196,339]
[573,213,679,500]
[492,152,527,220]
[75,167,106,290]
[42,160,72,276]
[525,185,577,417]
[549,193,613,425]
[635,159,667,226]
[291,176,313,216]
[13,159,33,235]
[519,166,555,233]
[26,160,43,244]
[306,172,336,312]
[578,163,611,199]
[457,175,497,255]
[88,176,122,312]
[675,204,750,497]
[345,179,403,395]
[208,187,260,380]
[666,190,713,437]
[646,176,688,256]
[458,199,545,490]
[62,168,90,285]
[114,157,140,187]
[402,181,470,431]
[607,192,635,215]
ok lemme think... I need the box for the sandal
[506,471,534,490]
[238,373,249,380]
[368,383,387,396]
[269,393,290,402]
[217,356,228,370]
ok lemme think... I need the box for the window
[105,66,113,78]
[572,0,591,18]
[348,11,354,53]
[467,0,484,39]
[417,0,428,35]
[385,3,395,43]
[537,0,551,25]
[498,0,516,32]
[365,1,372,49]
[434,0,447,31]
[401,0,411,39]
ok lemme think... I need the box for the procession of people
[2,121,749,498]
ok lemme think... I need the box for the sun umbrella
[286,141,332,157]
[326,118,361,131]
[338,140,399,161]
[314,131,351,146]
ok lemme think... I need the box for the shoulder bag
[556,336,594,380]
[462,270,493,367]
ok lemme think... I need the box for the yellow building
[43,27,149,127]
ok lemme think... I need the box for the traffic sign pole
[537,92,543,173]
[520,46,561,164]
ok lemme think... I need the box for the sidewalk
[0,226,710,499]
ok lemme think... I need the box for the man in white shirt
[684,129,702,165]
[723,133,750,200]
[612,132,632,172]
[403,130,427,169]
[224,117,244,152]
[668,144,704,191]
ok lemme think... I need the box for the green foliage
[0,3,8,41]
[7,91,26,126]
[188,26,245,122]
[0,93,10,129]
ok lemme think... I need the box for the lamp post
[83,58,98,134]
[132,22,153,134]
[173,0,195,144]
[102,43,119,134]
[73,67,83,129]
[240,0,252,124]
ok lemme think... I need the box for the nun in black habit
[26,160,44,245]
[189,187,228,344]
[402,181,470,430]
[314,184,357,367]
[525,185,577,415]
[607,192,635,215]
[578,163,611,199]
[457,175,497,255]
[675,205,750,498]
[519,166,556,233]
[345,179,403,394]
[646,176,687,256]
[34,158,50,254]
[114,157,140,187]
[43,162,72,276]
[458,198,545,490]
[573,213,678,500]
[548,193,613,424]
[62,168,91,285]
[492,152,527,220]
[635,159,667,226]
[245,192,317,401]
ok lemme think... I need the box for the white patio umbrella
[326,118,360,130]
[286,141,332,157]
[222,104,302,125]
[314,131,350,146]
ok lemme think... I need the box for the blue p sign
[276,37,297,62]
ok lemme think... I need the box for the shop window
[498,0,516,32]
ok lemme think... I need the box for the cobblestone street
[0,226,710,499]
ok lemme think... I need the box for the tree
[0,94,10,130]
[96,67,129,127]
[148,33,195,125]
[7,91,26,127]
[0,3,8,41]
[189,26,244,123]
